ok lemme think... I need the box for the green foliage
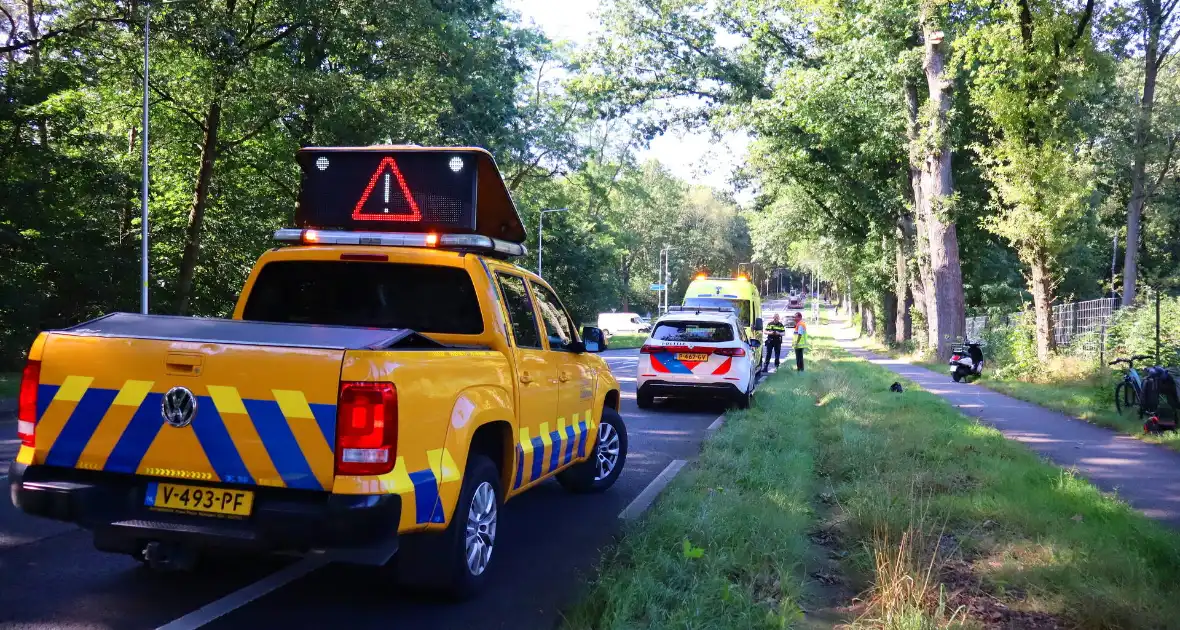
[0,0,747,367]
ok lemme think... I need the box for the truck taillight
[17,359,40,447]
[336,382,397,476]
[715,347,746,357]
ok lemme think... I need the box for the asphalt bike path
[832,320,1180,529]
[0,351,732,630]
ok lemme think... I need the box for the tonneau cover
[56,312,436,350]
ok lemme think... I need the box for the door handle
[559,371,571,383]
[519,372,533,384]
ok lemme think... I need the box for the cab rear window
[651,321,735,342]
[242,260,483,334]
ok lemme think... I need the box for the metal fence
[965,297,1120,347]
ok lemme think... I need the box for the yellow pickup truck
[8,146,626,598]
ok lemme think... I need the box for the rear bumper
[8,462,399,562]
[638,380,744,401]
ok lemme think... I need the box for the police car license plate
[146,482,254,517]
[677,353,710,362]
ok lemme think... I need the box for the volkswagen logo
[161,387,197,428]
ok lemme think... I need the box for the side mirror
[580,326,605,353]
[749,339,762,349]
[753,318,764,332]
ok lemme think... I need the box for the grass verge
[0,372,18,400]
[605,334,647,350]
[565,344,1180,629]
[564,371,819,628]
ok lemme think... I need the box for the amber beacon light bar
[274,228,528,258]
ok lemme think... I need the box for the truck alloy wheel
[465,481,497,576]
[557,407,628,493]
[595,423,621,481]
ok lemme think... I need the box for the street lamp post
[537,207,568,277]
[140,5,151,314]
[659,246,676,314]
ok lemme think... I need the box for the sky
[506,0,752,204]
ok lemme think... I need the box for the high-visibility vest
[766,322,787,338]
[794,321,809,349]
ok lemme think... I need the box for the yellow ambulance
[682,274,764,371]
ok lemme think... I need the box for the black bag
[1142,367,1180,421]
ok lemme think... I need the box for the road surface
[0,350,727,630]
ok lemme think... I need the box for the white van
[597,312,651,336]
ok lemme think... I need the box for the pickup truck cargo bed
[60,313,438,350]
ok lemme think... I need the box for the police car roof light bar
[274,228,528,258]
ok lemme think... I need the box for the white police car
[636,306,759,409]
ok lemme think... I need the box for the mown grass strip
[563,372,819,629]
[566,344,1180,629]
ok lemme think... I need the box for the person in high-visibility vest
[763,314,787,371]
[793,311,808,371]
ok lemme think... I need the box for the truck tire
[557,407,628,493]
[396,454,501,600]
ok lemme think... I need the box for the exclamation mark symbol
[383,173,390,213]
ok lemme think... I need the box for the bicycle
[1109,355,1153,415]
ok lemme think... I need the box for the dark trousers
[795,347,805,371]
[763,337,782,369]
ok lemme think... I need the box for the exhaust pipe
[142,541,198,572]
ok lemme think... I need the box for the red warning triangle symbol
[352,156,423,222]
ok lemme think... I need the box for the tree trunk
[24,0,47,147]
[620,263,631,311]
[175,97,224,315]
[904,80,933,346]
[895,223,913,342]
[1122,1,1163,307]
[1030,250,1056,360]
[921,21,966,360]
[883,293,897,341]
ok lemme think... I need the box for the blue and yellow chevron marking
[35,378,335,491]
[549,419,564,473]
[510,414,596,490]
[352,451,460,524]
[514,427,531,489]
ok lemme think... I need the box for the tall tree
[1121,0,1180,306]
[918,4,966,358]
[963,0,1105,359]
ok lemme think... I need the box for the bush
[1105,292,1180,368]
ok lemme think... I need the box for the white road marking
[155,557,327,630]
[618,459,687,520]
[706,414,725,434]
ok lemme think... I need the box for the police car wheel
[636,388,654,409]
[422,454,501,600]
[557,407,628,494]
[735,388,752,410]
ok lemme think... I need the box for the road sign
[650,283,666,291]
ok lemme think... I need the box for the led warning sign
[295,149,477,232]
[353,156,423,222]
